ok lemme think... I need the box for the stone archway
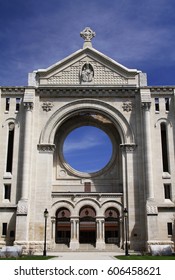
[39,99,135,145]
[39,98,137,251]
[55,207,71,245]
[79,206,96,244]
[105,207,120,245]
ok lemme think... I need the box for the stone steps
[52,243,124,252]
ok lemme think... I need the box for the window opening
[2,223,7,236]
[6,123,15,173]
[164,184,171,199]
[165,97,170,112]
[63,126,113,173]
[6,98,10,111]
[84,182,91,192]
[16,98,21,111]
[4,184,11,200]
[167,222,173,235]
[155,98,159,112]
[160,123,169,172]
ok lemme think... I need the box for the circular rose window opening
[63,126,113,173]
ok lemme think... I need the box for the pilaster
[15,89,35,242]
[70,217,79,250]
[96,217,105,249]
[141,88,154,200]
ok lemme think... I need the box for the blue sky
[63,126,113,173]
[1,0,175,172]
[1,0,175,86]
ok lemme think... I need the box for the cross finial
[80,27,96,48]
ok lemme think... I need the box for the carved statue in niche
[81,63,94,83]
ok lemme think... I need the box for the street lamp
[43,208,49,256]
[123,208,129,256]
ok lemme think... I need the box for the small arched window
[160,122,169,173]
[6,123,15,173]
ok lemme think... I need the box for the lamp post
[123,208,129,256]
[43,208,49,256]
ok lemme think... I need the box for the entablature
[36,86,139,98]
[0,87,25,95]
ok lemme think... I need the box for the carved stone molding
[37,88,136,96]
[120,144,137,152]
[37,144,55,153]
[122,101,133,112]
[142,102,151,111]
[42,102,53,112]
[17,200,28,215]
[146,204,158,215]
[23,102,34,111]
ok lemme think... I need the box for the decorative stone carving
[122,101,133,112]
[80,27,96,42]
[59,170,67,177]
[146,204,158,215]
[42,102,53,112]
[120,144,137,152]
[17,200,28,215]
[81,63,94,83]
[142,102,151,111]
[47,59,128,86]
[37,144,55,152]
[23,102,33,111]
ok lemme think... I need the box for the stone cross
[80,27,96,48]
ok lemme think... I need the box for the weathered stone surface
[0,246,22,258]
[150,245,172,256]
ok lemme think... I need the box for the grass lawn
[0,255,55,260]
[116,255,175,260]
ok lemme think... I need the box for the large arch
[39,99,135,145]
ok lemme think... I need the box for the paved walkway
[45,251,124,260]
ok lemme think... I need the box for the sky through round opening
[63,126,113,173]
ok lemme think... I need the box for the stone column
[21,102,33,200]
[77,220,79,241]
[142,102,154,200]
[15,89,34,244]
[120,144,137,250]
[96,217,105,249]
[70,217,79,250]
[141,89,158,249]
[141,88,154,200]
[73,219,76,239]
[51,217,56,240]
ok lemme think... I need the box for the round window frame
[58,121,117,178]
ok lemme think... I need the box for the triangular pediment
[29,47,146,87]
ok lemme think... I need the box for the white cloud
[63,135,102,153]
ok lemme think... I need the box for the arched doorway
[79,206,96,244]
[56,208,71,245]
[105,208,120,245]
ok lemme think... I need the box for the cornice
[143,86,174,92]
[51,192,123,198]
[36,86,139,97]
[0,87,25,94]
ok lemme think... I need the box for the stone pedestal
[146,201,159,249]
[70,240,79,250]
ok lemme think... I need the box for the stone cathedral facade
[0,28,175,253]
